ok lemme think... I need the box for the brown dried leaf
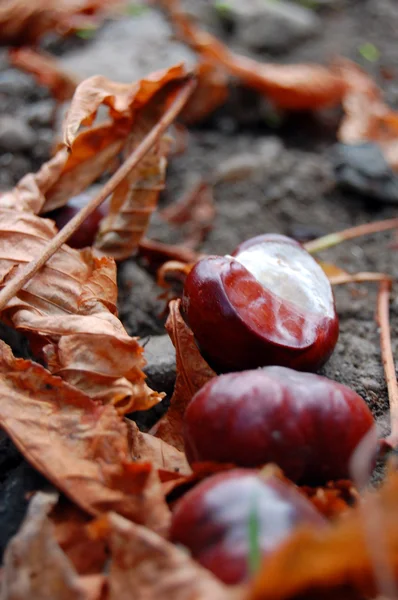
[161,0,345,111]
[0,0,125,46]
[181,59,229,124]
[0,211,161,411]
[94,512,235,600]
[151,299,216,451]
[300,480,359,519]
[1,491,90,600]
[337,58,398,171]
[161,179,216,249]
[127,419,191,476]
[0,341,170,533]
[138,238,200,272]
[9,47,79,103]
[64,64,189,147]
[249,470,398,600]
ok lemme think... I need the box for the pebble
[0,116,36,153]
[215,0,320,53]
[142,334,176,396]
[332,142,398,203]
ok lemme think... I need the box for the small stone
[215,0,320,53]
[0,69,35,97]
[0,116,36,152]
[214,138,283,182]
[142,334,176,396]
[23,100,55,128]
[332,142,398,203]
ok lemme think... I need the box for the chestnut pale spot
[233,242,334,318]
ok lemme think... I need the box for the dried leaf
[1,491,89,600]
[0,209,160,411]
[300,480,359,519]
[94,512,235,600]
[249,470,398,600]
[161,179,216,249]
[138,238,200,272]
[127,419,191,476]
[63,64,188,148]
[151,299,216,451]
[319,261,350,281]
[0,0,125,46]
[181,59,229,124]
[9,48,79,103]
[93,132,170,259]
[0,341,170,533]
[337,58,398,171]
[161,0,345,111]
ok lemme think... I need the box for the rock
[61,8,196,83]
[142,334,176,396]
[0,116,36,153]
[0,69,35,97]
[23,100,55,128]
[0,460,48,561]
[332,142,398,203]
[213,137,283,182]
[215,0,320,53]
[117,261,166,337]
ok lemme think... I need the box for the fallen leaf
[0,209,160,412]
[92,512,235,600]
[249,469,398,600]
[1,491,90,600]
[160,0,346,111]
[161,179,216,249]
[337,58,398,171]
[300,480,359,519]
[181,59,229,124]
[151,299,216,451]
[127,419,191,476]
[63,64,189,148]
[138,238,200,272]
[0,0,125,46]
[9,47,79,103]
[0,341,170,533]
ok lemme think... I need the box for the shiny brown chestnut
[170,469,326,584]
[182,234,339,373]
[45,192,108,249]
[184,366,375,483]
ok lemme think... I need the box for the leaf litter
[2,2,398,599]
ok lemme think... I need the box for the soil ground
[0,0,397,557]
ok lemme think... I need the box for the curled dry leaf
[160,0,346,111]
[0,0,125,46]
[151,299,216,451]
[127,419,191,476]
[181,59,229,124]
[1,491,90,600]
[337,58,398,171]
[63,64,188,148]
[0,208,160,411]
[161,179,216,249]
[0,341,170,533]
[249,469,398,600]
[9,47,79,103]
[91,512,235,600]
[138,238,200,272]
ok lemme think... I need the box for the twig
[330,272,392,286]
[304,218,398,254]
[376,280,398,447]
[0,78,196,312]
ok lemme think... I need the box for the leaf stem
[304,218,398,254]
[0,77,195,313]
[376,280,398,447]
[330,272,392,286]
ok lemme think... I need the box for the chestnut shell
[183,366,375,483]
[170,469,326,584]
[182,235,338,373]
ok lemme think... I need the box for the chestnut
[182,234,339,372]
[183,366,375,483]
[45,192,107,249]
[170,469,326,584]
